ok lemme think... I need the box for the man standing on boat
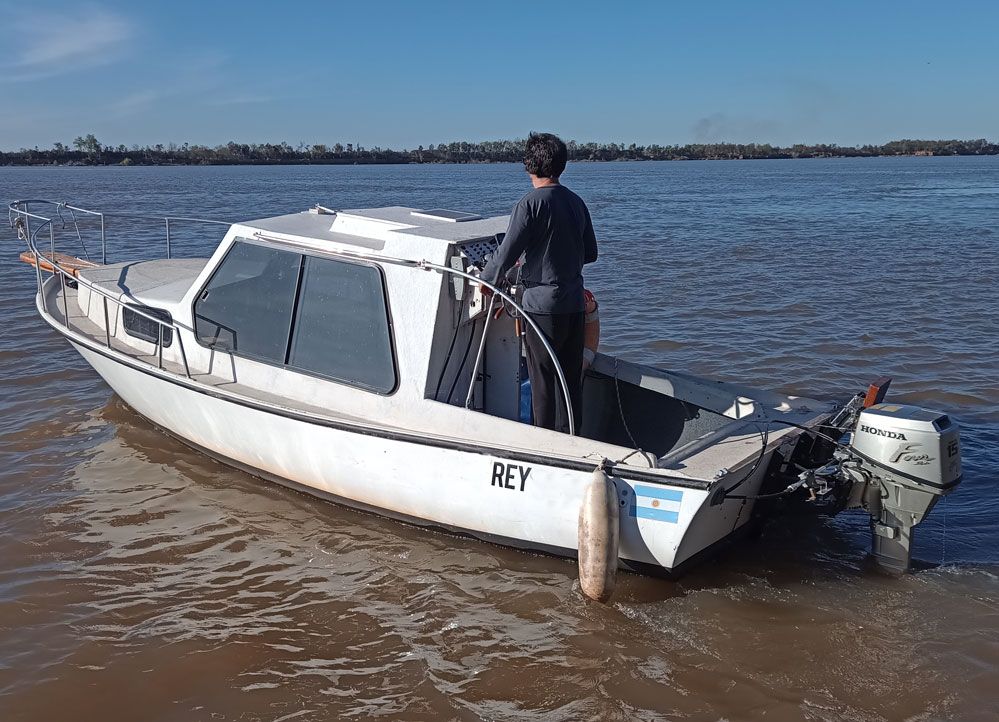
[480,132,598,435]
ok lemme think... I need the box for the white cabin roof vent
[329,212,415,240]
[410,208,481,223]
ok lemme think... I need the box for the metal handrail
[9,200,227,379]
[10,199,230,263]
[251,230,577,436]
[14,213,189,376]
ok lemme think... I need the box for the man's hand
[479,282,494,297]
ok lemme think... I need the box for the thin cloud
[4,4,133,79]
[110,90,160,117]
[206,94,273,106]
[103,54,252,125]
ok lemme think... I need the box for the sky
[1,0,997,151]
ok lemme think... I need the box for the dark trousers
[525,312,584,435]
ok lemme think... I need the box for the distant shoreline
[3,137,996,167]
[4,155,997,169]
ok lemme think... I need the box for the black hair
[523,132,567,178]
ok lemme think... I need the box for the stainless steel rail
[9,200,226,379]
[9,200,229,263]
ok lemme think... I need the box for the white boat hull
[71,339,758,574]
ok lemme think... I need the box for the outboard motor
[789,378,963,572]
[848,404,962,571]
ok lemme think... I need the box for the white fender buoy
[578,465,620,603]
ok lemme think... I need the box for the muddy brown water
[2,159,997,721]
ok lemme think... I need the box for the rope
[940,495,948,566]
[717,422,770,498]
[66,205,92,262]
[613,357,656,468]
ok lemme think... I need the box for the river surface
[1,158,997,721]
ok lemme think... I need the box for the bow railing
[9,200,228,379]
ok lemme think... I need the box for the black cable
[446,318,479,404]
[763,416,904,478]
[722,411,906,503]
[726,487,799,501]
[719,421,771,497]
[766,417,847,447]
[445,269,508,405]
[433,296,464,400]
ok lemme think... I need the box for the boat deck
[79,258,209,307]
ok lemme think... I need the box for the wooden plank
[19,251,100,278]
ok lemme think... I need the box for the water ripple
[1,158,998,720]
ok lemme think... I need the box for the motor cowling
[849,403,962,571]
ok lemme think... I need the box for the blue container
[520,378,532,423]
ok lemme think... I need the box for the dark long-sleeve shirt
[480,185,598,314]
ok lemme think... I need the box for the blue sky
[1,1,997,150]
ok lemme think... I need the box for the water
[2,158,997,721]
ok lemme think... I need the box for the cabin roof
[240,206,508,254]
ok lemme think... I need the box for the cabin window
[287,255,396,393]
[123,305,173,347]
[194,240,396,394]
[194,241,301,363]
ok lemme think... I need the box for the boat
[9,200,963,600]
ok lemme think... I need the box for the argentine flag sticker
[630,485,683,523]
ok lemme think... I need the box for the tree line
[3,134,996,166]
